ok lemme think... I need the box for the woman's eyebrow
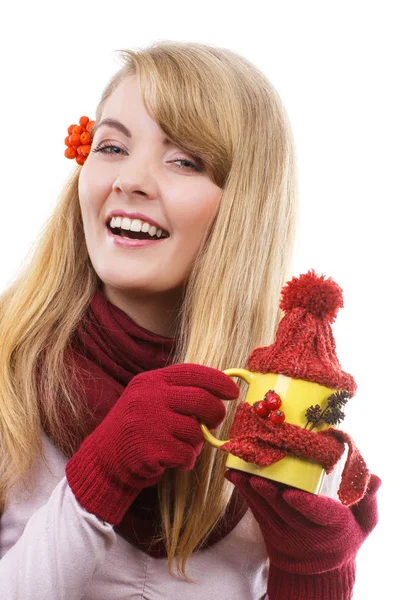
[91,118,171,145]
[91,118,131,139]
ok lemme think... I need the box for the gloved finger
[163,364,240,400]
[365,473,382,496]
[248,475,312,525]
[227,471,301,531]
[283,486,351,526]
[285,474,382,529]
[224,470,257,511]
[225,468,253,490]
[351,474,381,534]
[248,475,287,503]
[158,439,198,472]
[170,388,226,429]
[170,414,205,450]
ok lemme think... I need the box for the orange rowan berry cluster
[64,116,95,165]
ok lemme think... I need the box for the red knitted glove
[225,470,381,600]
[66,364,239,525]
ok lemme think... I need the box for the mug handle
[200,368,254,448]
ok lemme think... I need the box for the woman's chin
[100,277,180,297]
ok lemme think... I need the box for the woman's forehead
[97,76,165,141]
[102,75,142,116]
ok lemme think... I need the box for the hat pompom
[280,269,344,323]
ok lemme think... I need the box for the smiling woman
[78,73,223,324]
[0,40,380,600]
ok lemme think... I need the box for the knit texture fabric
[42,286,247,557]
[267,563,356,600]
[225,469,381,600]
[220,402,370,506]
[247,270,357,395]
[66,363,240,524]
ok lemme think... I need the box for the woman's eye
[173,158,203,172]
[92,144,126,155]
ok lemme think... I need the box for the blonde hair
[0,41,298,576]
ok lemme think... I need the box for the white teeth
[121,217,131,230]
[108,215,168,238]
[130,219,142,232]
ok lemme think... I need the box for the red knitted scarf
[220,402,370,506]
[40,286,247,558]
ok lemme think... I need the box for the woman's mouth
[105,214,170,247]
[106,219,169,248]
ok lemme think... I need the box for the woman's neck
[102,284,183,338]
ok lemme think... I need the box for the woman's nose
[112,157,158,199]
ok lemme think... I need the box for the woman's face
[78,74,222,299]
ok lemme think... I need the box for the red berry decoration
[64,147,77,159]
[86,120,95,133]
[64,116,95,165]
[270,409,285,425]
[253,401,270,418]
[264,390,282,411]
[80,131,91,144]
[68,133,81,146]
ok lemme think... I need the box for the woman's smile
[106,222,169,249]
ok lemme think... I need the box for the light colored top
[0,431,343,600]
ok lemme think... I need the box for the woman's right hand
[66,364,239,524]
[225,469,381,600]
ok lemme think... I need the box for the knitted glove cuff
[66,438,149,525]
[267,561,356,600]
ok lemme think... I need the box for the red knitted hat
[247,269,357,396]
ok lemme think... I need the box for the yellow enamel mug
[201,368,338,494]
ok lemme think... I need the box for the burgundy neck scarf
[49,285,246,558]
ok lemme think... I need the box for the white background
[0,1,398,597]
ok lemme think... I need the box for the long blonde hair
[0,41,298,576]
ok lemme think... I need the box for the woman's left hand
[225,469,381,600]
